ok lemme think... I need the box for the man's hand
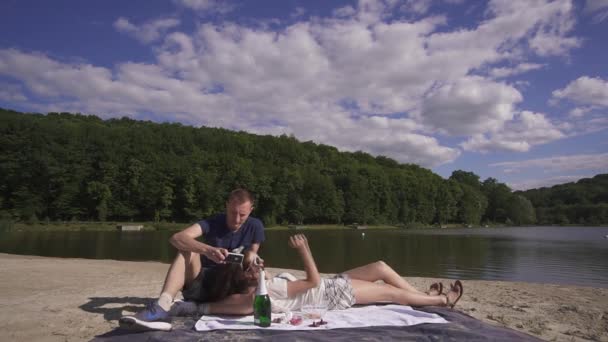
[288,234,310,252]
[204,246,229,263]
[244,250,264,269]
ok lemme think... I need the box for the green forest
[1,108,606,227]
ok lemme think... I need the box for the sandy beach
[0,253,606,342]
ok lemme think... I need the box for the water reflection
[1,227,607,288]
[0,231,174,261]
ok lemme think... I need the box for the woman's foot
[426,282,443,296]
[442,280,463,309]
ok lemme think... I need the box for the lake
[1,226,607,288]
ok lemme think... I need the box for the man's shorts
[181,267,214,302]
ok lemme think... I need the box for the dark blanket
[91,307,543,341]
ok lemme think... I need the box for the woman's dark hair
[203,263,254,302]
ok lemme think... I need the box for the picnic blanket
[195,304,447,331]
[92,306,544,341]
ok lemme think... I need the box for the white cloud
[0,49,231,124]
[420,76,523,136]
[490,153,608,174]
[0,0,588,168]
[292,7,306,18]
[528,33,580,57]
[323,116,461,166]
[561,112,608,135]
[585,0,608,11]
[174,0,234,14]
[585,0,608,22]
[0,82,26,102]
[114,17,180,44]
[461,111,564,152]
[585,116,608,133]
[422,0,580,83]
[354,0,403,24]
[508,175,594,190]
[332,5,357,18]
[401,0,433,15]
[489,63,544,78]
[568,107,592,118]
[483,0,581,57]
[552,76,608,107]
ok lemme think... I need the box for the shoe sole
[119,316,172,331]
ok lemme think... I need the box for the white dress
[265,272,356,313]
[266,272,327,313]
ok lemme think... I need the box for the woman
[184,234,463,316]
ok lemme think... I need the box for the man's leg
[159,250,202,306]
[119,251,201,331]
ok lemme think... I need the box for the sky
[1,0,607,190]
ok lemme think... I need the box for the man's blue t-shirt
[197,213,265,267]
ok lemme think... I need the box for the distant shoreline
[1,253,606,342]
[3,221,607,232]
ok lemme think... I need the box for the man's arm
[169,223,228,263]
[243,220,265,266]
[243,243,264,269]
[248,242,261,254]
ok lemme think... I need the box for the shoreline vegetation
[2,110,607,231]
[2,220,607,232]
[1,253,606,342]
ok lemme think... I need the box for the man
[119,188,265,331]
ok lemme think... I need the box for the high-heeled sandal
[426,282,443,296]
[443,280,463,309]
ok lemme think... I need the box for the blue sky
[1,0,607,190]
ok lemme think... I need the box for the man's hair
[228,188,255,206]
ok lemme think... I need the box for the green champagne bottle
[253,269,271,327]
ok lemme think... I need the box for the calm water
[1,226,607,288]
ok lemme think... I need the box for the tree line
[1,108,605,226]
[517,175,608,225]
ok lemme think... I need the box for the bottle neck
[256,269,268,295]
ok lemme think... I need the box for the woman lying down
[172,234,463,318]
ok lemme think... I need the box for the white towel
[194,304,448,331]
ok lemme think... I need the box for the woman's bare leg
[343,261,425,294]
[350,279,461,307]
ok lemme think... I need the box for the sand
[0,253,606,342]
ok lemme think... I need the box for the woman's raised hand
[286,234,321,294]
[288,234,310,251]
